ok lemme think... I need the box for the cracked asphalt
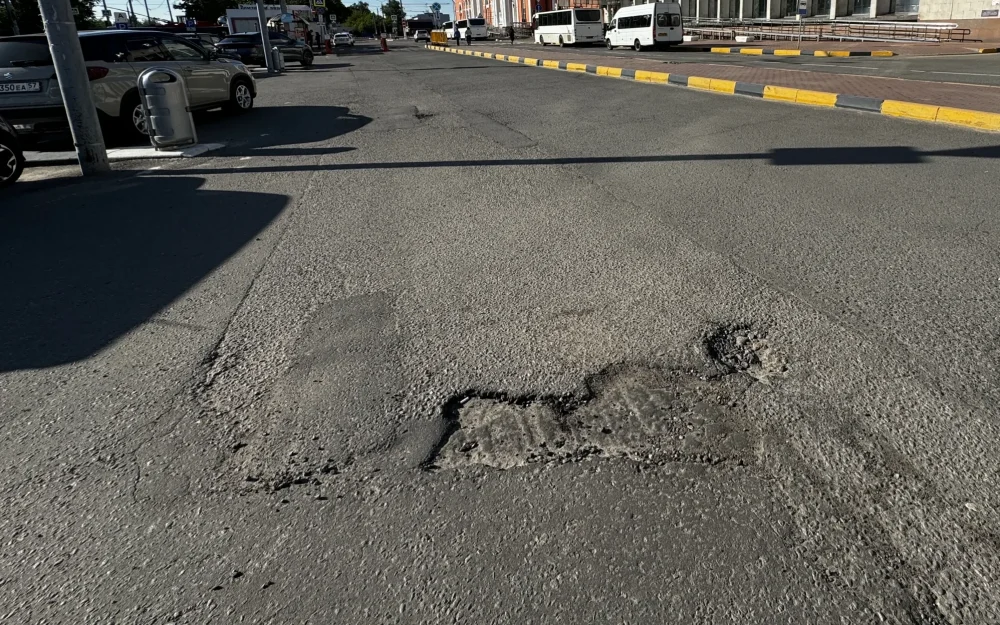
[2,40,1000,624]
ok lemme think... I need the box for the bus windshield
[574,9,601,22]
[468,18,486,26]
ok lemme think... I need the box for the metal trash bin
[272,46,286,71]
[136,68,197,150]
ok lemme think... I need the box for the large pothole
[424,365,756,471]
[703,323,787,383]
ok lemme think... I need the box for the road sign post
[37,0,109,175]
[797,0,807,49]
[256,0,278,74]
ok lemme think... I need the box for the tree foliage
[1,0,101,35]
[380,0,404,20]
[172,0,238,23]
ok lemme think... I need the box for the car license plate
[0,81,42,93]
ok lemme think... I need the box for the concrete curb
[425,44,1000,132]
[709,47,896,57]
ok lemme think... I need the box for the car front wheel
[606,38,613,50]
[300,50,314,67]
[225,79,254,114]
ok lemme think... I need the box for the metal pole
[255,0,277,73]
[166,2,173,21]
[36,0,110,175]
[141,0,151,24]
[126,0,136,25]
[3,0,21,34]
[101,0,110,25]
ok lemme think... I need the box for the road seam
[710,47,896,57]
[425,44,1000,132]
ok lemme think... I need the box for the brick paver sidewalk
[685,40,999,55]
[455,44,1000,114]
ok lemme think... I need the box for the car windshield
[575,9,601,22]
[0,38,53,67]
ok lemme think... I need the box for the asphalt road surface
[466,39,1000,86]
[3,43,1000,624]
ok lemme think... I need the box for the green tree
[1,0,100,35]
[328,0,350,24]
[380,0,404,21]
[344,5,374,34]
[172,0,238,23]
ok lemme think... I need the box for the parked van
[606,2,683,51]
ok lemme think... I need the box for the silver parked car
[0,30,257,142]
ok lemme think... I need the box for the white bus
[455,18,489,40]
[606,2,683,51]
[533,8,604,47]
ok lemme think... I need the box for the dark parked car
[216,31,314,67]
[178,32,222,49]
[0,115,24,188]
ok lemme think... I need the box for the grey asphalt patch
[835,93,886,112]
[427,364,754,470]
[456,109,537,148]
[735,81,766,97]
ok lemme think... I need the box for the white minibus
[533,8,604,46]
[606,2,683,51]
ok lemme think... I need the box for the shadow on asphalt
[195,105,371,158]
[150,144,1000,176]
[0,176,287,373]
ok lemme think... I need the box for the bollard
[380,35,388,52]
[271,46,286,72]
[137,67,197,150]
[325,38,333,54]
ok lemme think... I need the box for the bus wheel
[559,35,566,47]
[633,39,642,51]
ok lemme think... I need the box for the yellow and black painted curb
[709,47,895,57]
[424,44,1000,132]
[978,47,1000,54]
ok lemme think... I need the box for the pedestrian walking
[465,28,472,46]
[508,25,515,45]
[454,27,461,45]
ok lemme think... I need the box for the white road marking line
[928,70,1000,77]
[800,63,879,70]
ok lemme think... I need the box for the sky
[108,0,455,23]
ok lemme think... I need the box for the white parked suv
[333,32,355,47]
[413,30,430,42]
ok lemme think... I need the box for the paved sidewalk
[689,40,1000,55]
[457,44,1000,113]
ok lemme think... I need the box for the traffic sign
[102,9,111,17]
[798,0,807,15]
[114,22,128,29]
[114,11,128,23]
